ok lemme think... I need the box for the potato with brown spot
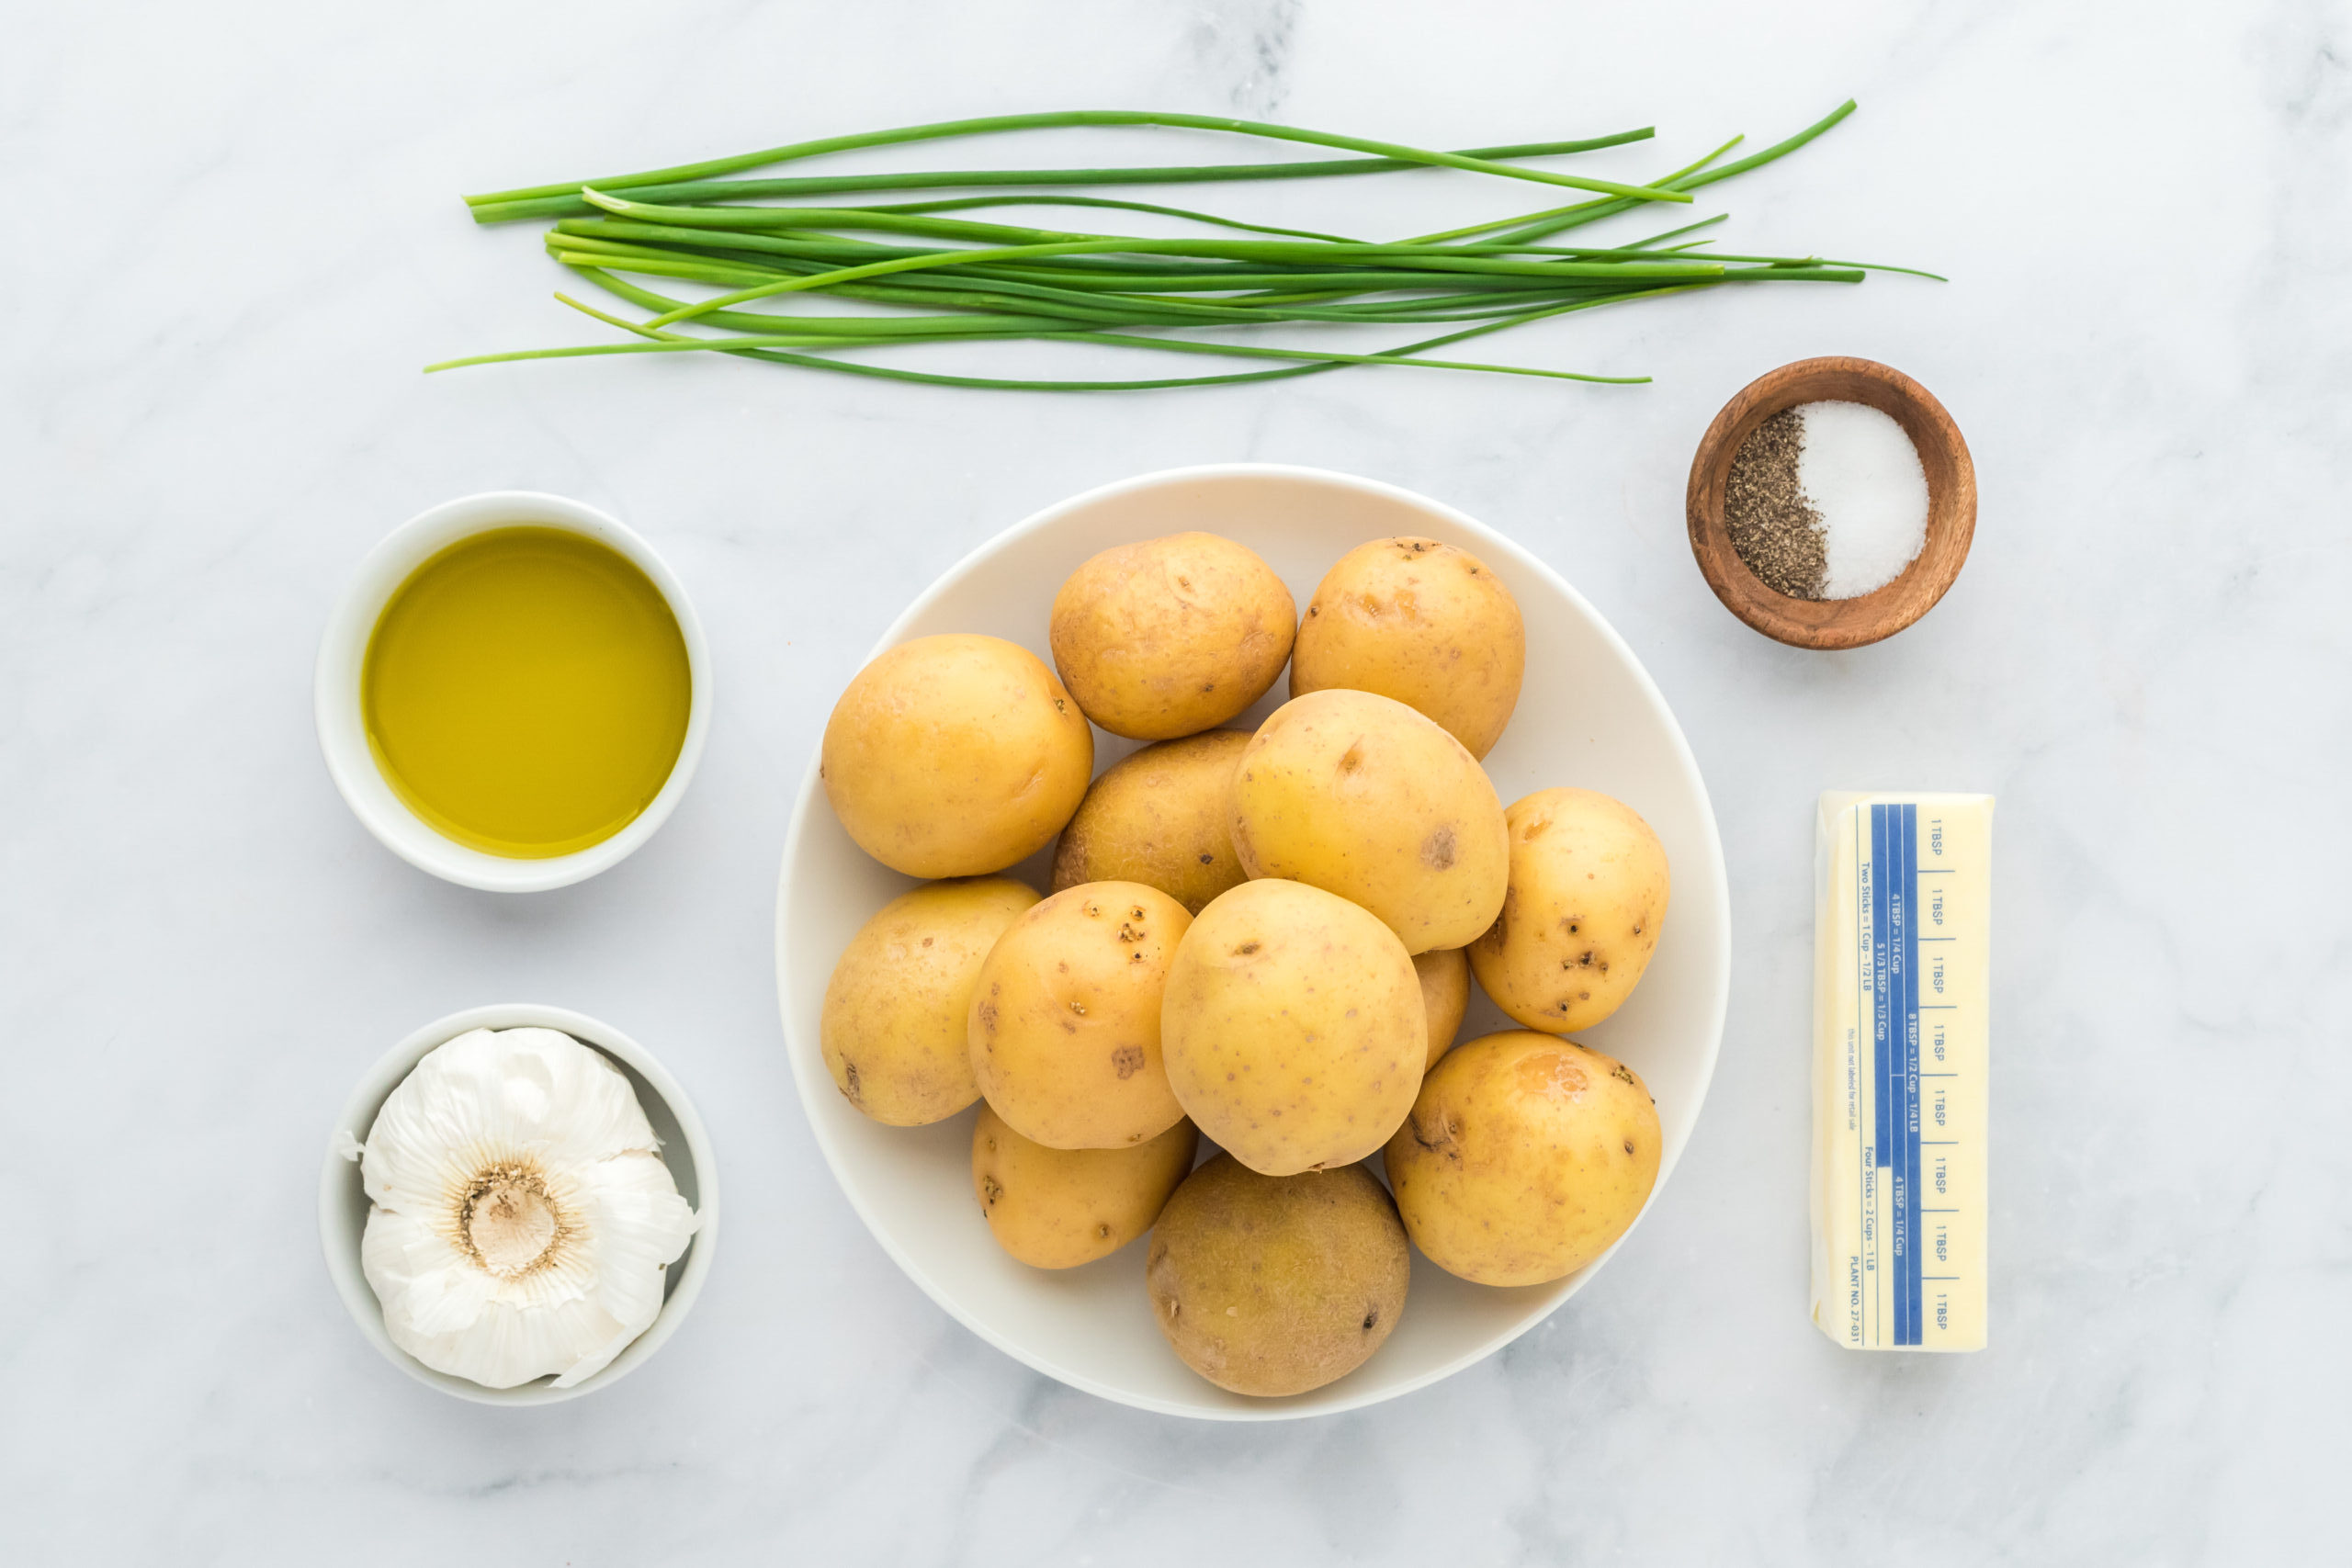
[820,878,1041,1125]
[1384,1031,1661,1286]
[821,633,1093,877]
[1231,689,1508,953]
[1291,536,1526,758]
[1051,729,1252,913]
[1145,1156,1408,1396]
[1470,787,1669,1032]
[1048,533,1295,739]
[969,882,1191,1148]
[1159,878,1424,1176]
[971,1104,1198,1269]
[1413,947,1471,1071]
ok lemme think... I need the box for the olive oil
[362,526,692,859]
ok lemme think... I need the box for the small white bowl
[314,491,712,893]
[319,1003,720,1405]
[775,464,1731,1421]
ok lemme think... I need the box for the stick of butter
[1810,792,1992,1352]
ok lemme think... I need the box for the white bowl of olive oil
[316,491,711,892]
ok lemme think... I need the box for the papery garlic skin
[357,1027,698,1390]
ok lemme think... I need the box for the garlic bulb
[353,1027,698,1390]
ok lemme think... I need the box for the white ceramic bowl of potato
[775,463,1729,1420]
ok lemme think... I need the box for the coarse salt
[1797,400,1930,599]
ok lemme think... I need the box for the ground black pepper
[1724,408,1827,599]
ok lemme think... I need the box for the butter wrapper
[1811,792,1992,1351]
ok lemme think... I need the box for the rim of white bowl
[319,1003,720,1405]
[313,491,712,893]
[775,462,1731,1420]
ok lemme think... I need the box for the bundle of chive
[440,101,1927,391]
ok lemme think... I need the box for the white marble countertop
[5,1,2345,1561]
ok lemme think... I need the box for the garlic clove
[550,1317,654,1390]
[363,1205,501,1337]
[569,1149,697,1331]
[358,1028,659,1217]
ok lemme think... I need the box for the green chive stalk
[438,100,1924,390]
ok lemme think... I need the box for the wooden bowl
[1685,356,1975,649]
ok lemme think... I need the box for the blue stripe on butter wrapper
[1896,803,1924,1346]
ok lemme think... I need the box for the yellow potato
[820,877,1041,1125]
[1291,536,1526,758]
[971,1104,1198,1269]
[1230,689,1508,953]
[821,634,1092,877]
[1469,787,1669,1032]
[1145,1156,1408,1397]
[1385,1031,1661,1286]
[1414,947,1470,1071]
[1048,533,1295,740]
[1159,878,1423,1175]
[969,882,1191,1148]
[1051,729,1251,914]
